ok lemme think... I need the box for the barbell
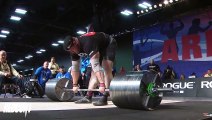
[45,70,173,110]
[63,89,110,92]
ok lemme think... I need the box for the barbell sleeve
[153,88,173,92]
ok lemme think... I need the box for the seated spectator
[180,74,186,80]
[134,64,142,71]
[162,65,176,80]
[188,72,197,78]
[32,61,52,93]
[56,66,72,79]
[0,50,29,98]
[204,69,212,77]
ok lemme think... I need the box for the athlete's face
[70,46,79,54]
[69,38,80,54]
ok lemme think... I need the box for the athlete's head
[63,36,74,51]
[63,36,80,54]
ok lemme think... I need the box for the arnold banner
[133,8,212,78]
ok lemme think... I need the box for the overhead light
[39,49,46,52]
[36,51,42,54]
[77,30,86,35]
[28,55,33,57]
[159,4,163,7]
[25,55,33,59]
[154,5,157,8]
[138,4,148,8]
[175,0,178,1]
[169,0,173,3]
[145,9,149,12]
[138,2,152,9]
[121,10,133,16]
[10,16,21,21]
[12,64,17,67]
[142,2,151,7]
[58,40,64,44]
[30,68,34,70]
[15,8,27,15]
[164,0,169,5]
[149,6,152,10]
[17,59,24,63]
[52,43,59,46]
[140,10,144,13]
[0,34,7,38]
[1,30,10,34]
[137,11,140,14]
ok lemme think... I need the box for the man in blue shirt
[56,66,71,80]
[33,61,52,91]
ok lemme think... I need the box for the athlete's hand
[99,83,106,93]
[99,86,105,93]
[72,86,79,93]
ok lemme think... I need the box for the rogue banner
[163,77,212,97]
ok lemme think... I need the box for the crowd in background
[132,59,212,81]
[0,49,211,98]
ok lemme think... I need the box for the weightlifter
[63,32,117,106]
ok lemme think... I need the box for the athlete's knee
[90,58,102,73]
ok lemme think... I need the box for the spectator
[162,65,176,80]
[119,66,126,75]
[180,74,186,80]
[147,59,161,76]
[188,72,197,78]
[33,61,52,93]
[0,50,29,98]
[48,57,59,78]
[134,64,142,71]
[204,69,212,77]
[56,66,72,79]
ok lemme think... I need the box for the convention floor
[0,96,212,120]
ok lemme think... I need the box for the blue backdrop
[133,9,212,78]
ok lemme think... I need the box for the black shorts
[102,36,117,62]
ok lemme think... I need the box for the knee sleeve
[90,58,101,73]
[71,60,80,72]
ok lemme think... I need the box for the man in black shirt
[63,32,117,106]
[147,59,161,74]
